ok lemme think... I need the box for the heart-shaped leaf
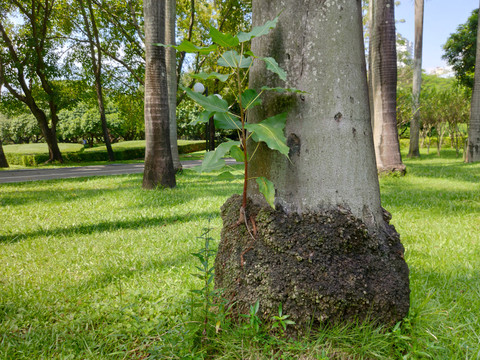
[195,141,241,173]
[181,86,229,113]
[210,26,240,48]
[245,113,289,156]
[214,112,242,130]
[218,50,253,69]
[229,145,245,162]
[237,17,278,43]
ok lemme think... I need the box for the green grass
[3,143,84,155]
[1,150,480,359]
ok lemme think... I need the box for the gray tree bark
[215,0,409,330]
[0,82,8,168]
[466,5,480,163]
[408,0,424,158]
[369,0,405,174]
[142,0,176,189]
[166,0,182,171]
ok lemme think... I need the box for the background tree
[369,0,405,174]
[408,0,424,158]
[142,0,175,189]
[216,0,409,330]
[466,5,480,163]
[166,0,181,171]
[443,8,478,89]
[0,0,67,162]
[77,0,115,161]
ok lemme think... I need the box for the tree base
[215,195,410,332]
[378,164,407,176]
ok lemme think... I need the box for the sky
[395,0,478,73]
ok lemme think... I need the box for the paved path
[0,159,240,184]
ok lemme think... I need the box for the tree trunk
[0,138,8,168]
[215,0,409,331]
[166,0,181,171]
[408,0,424,158]
[0,83,9,168]
[80,0,115,162]
[369,0,406,174]
[142,0,176,189]
[466,5,480,163]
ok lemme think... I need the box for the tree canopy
[443,8,478,89]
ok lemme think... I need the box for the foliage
[1,151,480,358]
[443,8,478,89]
[165,17,304,209]
[0,114,42,144]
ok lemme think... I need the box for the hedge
[5,141,206,166]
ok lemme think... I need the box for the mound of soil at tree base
[215,195,410,332]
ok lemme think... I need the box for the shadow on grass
[0,210,220,244]
[405,162,480,183]
[0,171,242,208]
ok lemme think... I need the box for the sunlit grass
[1,149,480,359]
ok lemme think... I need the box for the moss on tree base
[215,195,410,332]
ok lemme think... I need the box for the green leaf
[237,17,279,42]
[191,71,231,82]
[261,86,308,94]
[256,177,275,208]
[191,110,213,125]
[156,40,217,54]
[245,113,289,156]
[209,26,239,47]
[181,86,228,113]
[195,141,241,173]
[214,112,242,130]
[229,145,245,163]
[262,57,287,81]
[218,50,253,69]
[241,89,262,110]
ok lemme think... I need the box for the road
[0,159,240,184]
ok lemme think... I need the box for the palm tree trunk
[369,0,405,174]
[408,0,424,158]
[466,5,480,163]
[166,0,181,171]
[142,0,176,189]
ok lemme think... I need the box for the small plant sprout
[157,17,305,222]
[271,303,295,334]
[240,300,262,334]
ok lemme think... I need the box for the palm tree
[369,0,406,173]
[408,0,424,158]
[166,0,182,171]
[466,5,480,163]
[142,0,176,189]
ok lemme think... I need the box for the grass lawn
[1,149,479,359]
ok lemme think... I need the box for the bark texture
[369,0,405,174]
[408,0,424,158]
[142,0,176,189]
[215,0,410,329]
[466,5,480,163]
[166,0,182,171]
